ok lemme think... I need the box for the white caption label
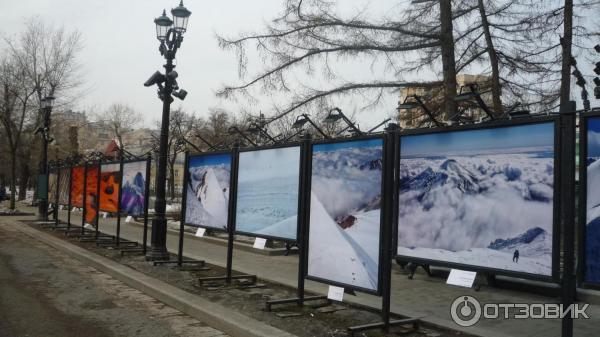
[253,237,267,249]
[447,269,477,288]
[327,285,345,302]
[195,227,206,237]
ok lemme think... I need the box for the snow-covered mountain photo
[398,122,555,277]
[121,161,147,217]
[235,147,300,240]
[184,154,231,230]
[307,138,383,291]
[585,117,600,284]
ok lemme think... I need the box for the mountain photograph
[586,117,600,284]
[397,122,555,277]
[307,138,383,291]
[120,161,147,217]
[184,154,231,230]
[235,147,300,240]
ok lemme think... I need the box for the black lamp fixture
[454,84,479,102]
[454,83,495,120]
[292,114,330,138]
[323,108,362,135]
[144,1,191,261]
[227,126,258,146]
[397,94,442,127]
[246,121,277,144]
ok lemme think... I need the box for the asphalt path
[0,217,228,337]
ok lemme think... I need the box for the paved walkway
[55,209,597,337]
[0,215,228,337]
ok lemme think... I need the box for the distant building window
[174,170,179,177]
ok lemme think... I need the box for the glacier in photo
[308,139,383,291]
[235,147,300,240]
[586,117,600,284]
[398,122,555,277]
[184,154,231,230]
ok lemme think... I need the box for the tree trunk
[477,0,503,115]
[168,153,176,201]
[439,0,458,121]
[560,0,574,106]
[9,150,17,210]
[18,158,29,201]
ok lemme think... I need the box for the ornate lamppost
[144,1,191,260]
[37,94,55,221]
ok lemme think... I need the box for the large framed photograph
[99,163,121,213]
[84,165,100,225]
[48,171,58,204]
[306,137,384,294]
[70,166,85,208]
[235,145,301,241]
[397,118,559,280]
[184,153,232,230]
[579,113,600,286]
[58,167,71,206]
[120,160,148,217]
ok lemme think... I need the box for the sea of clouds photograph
[308,138,383,291]
[586,117,600,284]
[397,122,555,277]
[184,154,231,230]
[235,147,300,240]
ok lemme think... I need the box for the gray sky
[2,1,595,131]
[0,0,407,130]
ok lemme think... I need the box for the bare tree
[154,108,198,200]
[1,17,83,208]
[217,0,455,122]
[0,57,36,209]
[103,103,141,154]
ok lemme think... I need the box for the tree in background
[103,103,141,155]
[218,0,599,126]
[217,0,448,123]
[0,18,83,208]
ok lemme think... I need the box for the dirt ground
[26,221,473,337]
[0,221,228,337]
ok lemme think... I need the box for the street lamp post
[144,1,191,261]
[37,95,55,221]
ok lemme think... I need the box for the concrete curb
[13,222,297,337]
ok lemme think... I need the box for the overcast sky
[0,0,411,130]
[2,1,595,131]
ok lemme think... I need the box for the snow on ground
[308,140,383,291]
[308,193,377,290]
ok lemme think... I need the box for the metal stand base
[153,259,205,267]
[65,230,95,238]
[120,247,146,256]
[79,235,114,242]
[347,318,420,337]
[198,274,257,285]
[96,241,137,248]
[265,295,329,312]
[34,221,56,227]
